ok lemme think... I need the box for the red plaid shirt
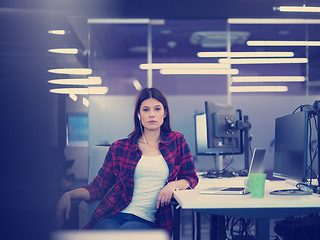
[82,131,198,234]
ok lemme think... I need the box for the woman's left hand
[156,182,176,209]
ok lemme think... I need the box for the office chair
[87,145,110,222]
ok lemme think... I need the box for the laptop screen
[248,148,266,174]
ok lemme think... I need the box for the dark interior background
[1,1,320,240]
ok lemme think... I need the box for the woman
[56,87,198,235]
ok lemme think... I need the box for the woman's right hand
[56,192,72,227]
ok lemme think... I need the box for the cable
[138,116,147,144]
[298,216,310,240]
[292,104,313,114]
[293,106,320,192]
[305,112,319,191]
[225,217,254,239]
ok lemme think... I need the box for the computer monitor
[273,111,309,183]
[195,113,220,155]
[199,101,243,155]
[66,114,88,147]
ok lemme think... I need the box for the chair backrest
[87,145,110,222]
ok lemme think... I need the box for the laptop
[199,148,266,195]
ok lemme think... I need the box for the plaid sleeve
[82,143,116,202]
[177,134,198,188]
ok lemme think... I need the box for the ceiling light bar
[197,51,294,58]
[247,41,320,46]
[48,77,102,85]
[149,19,165,25]
[48,68,93,75]
[50,87,108,95]
[219,58,308,64]
[48,30,66,35]
[82,97,89,107]
[139,63,231,69]
[232,76,305,82]
[228,18,320,24]
[159,69,239,75]
[88,18,150,24]
[132,80,142,91]
[69,94,77,101]
[48,48,79,54]
[230,86,288,92]
[277,6,320,13]
[88,18,165,25]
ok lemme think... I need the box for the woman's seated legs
[92,213,155,230]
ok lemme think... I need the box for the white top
[122,155,169,222]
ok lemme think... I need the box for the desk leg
[255,218,269,240]
[210,215,226,240]
[173,205,180,240]
[193,212,201,240]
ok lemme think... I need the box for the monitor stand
[214,155,224,171]
[270,188,313,195]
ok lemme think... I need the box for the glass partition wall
[85,19,320,209]
[88,20,150,95]
[87,19,233,97]
[87,18,319,101]
[227,19,315,97]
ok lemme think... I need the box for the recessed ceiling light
[247,41,320,46]
[277,6,320,13]
[87,18,165,25]
[230,86,288,92]
[82,97,89,107]
[48,68,93,75]
[160,69,239,75]
[48,30,66,35]
[232,76,305,82]
[219,58,308,64]
[69,94,77,101]
[48,48,78,54]
[132,80,142,91]
[139,63,231,69]
[50,87,108,95]
[48,77,102,85]
[228,18,320,24]
[167,41,177,49]
[88,18,150,24]
[197,51,294,58]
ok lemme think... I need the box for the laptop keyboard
[221,187,245,191]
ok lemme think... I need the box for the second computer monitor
[273,111,309,183]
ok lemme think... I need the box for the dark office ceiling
[2,0,319,19]
[83,18,320,95]
[2,0,320,96]
[88,20,318,60]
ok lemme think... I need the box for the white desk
[173,177,320,240]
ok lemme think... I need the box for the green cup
[244,173,267,198]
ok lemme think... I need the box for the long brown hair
[128,88,171,139]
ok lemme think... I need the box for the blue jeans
[92,213,155,230]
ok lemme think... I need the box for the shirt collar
[159,131,173,145]
[131,136,140,152]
